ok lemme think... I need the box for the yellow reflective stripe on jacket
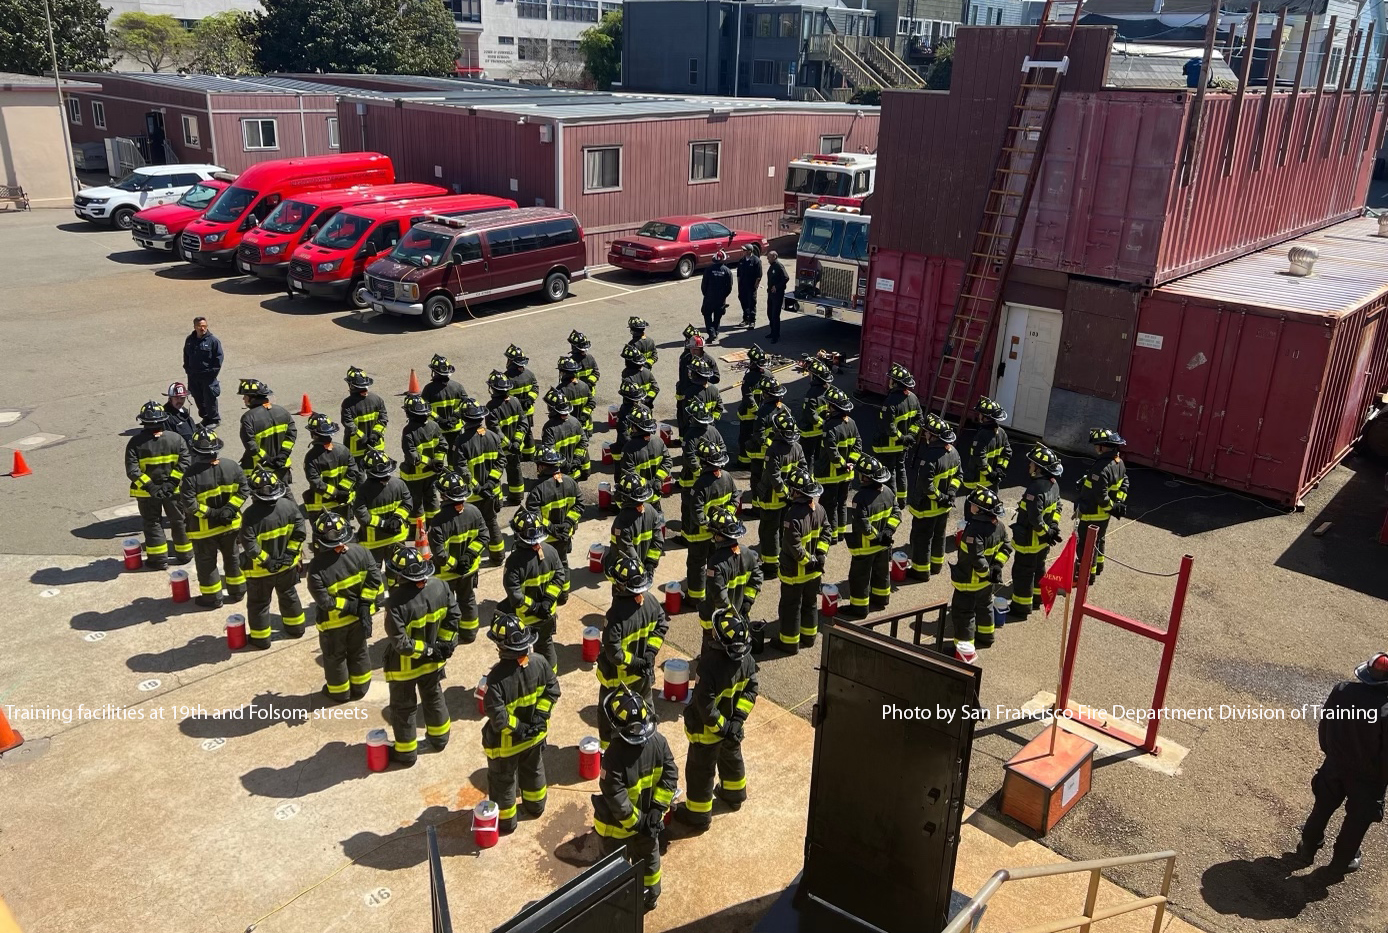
[848,505,898,555]
[593,767,672,838]
[482,683,550,758]
[687,679,751,743]
[385,606,449,680]
[319,570,368,629]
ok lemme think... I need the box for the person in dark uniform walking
[776,466,829,653]
[735,244,762,326]
[429,471,489,644]
[594,687,678,912]
[238,378,296,485]
[949,488,1011,655]
[182,316,223,426]
[962,397,1011,495]
[701,251,734,342]
[839,455,901,620]
[126,400,192,570]
[400,393,445,522]
[383,546,462,766]
[906,413,960,581]
[163,382,195,444]
[239,466,307,648]
[1074,428,1129,585]
[180,426,248,608]
[501,509,569,669]
[301,414,357,521]
[483,612,561,833]
[421,353,467,459]
[1010,445,1063,621]
[765,250,788,343]
[454,399,506,566]
[1296,653,1388,874]
[596,556,668,750]
[305,512,382,702]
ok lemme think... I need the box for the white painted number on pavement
[364,888,392,908]
[84,632,106,642]
[137,679,161,691]
[274,802,300,821]
[40,589,58,598]
[201,738,226,752]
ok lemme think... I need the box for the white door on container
[993,305,1062,437]
[992,305,1030,426]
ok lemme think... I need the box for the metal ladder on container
[927,0,1084,421]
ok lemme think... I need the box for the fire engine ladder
[927,0,1084,421]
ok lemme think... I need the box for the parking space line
[451,279,686,329]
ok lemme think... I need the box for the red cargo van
[362,207,586,328]
[181,152,393,270]
[287,193,517,308]
[130,176,232,257]
[237,182,448,281]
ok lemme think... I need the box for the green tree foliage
[579,9,621,90]
[0,0,112,75]
[252,0,458,75]
[925,38,954,90]
[191,11,257,75]
[110,12,191,72]
[848,87,881,106]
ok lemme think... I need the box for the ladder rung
[1019,83,1057,90]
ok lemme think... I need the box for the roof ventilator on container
[1286,245,1318,278]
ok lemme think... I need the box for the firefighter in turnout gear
[619,405,673,511]
[755,407,806,573]
[453,400,506,566]
[341,366,388,464]
[604,473,664,577]
[814,387,863,542]
[735,243,763,326]
[620,342,659,408]
[796,356,833,464]
[353,450,412,571]
[872,363,923,506]
[540,387,588,479]
[504,344,539,465]
[840,455,902,619]
[675,331,720,427]
[677,400,720,536]
[400,393,445,521]
[963,397,1011,493]
[301,414,358,520]
[500,510,569,669]
[568,329,600,391]
[1075,429,1129,585]
[524,446,584,588]
[907,413,961,581]
[383,547,462,766]
[627,315,659,367]
[239,466,308,648]
[675,607,758,830]
[180,426,248,608]
[594,687,678,912]
[699,508,763,653]
[557,356,596,441]
[597,557,669,749]
[611,378,648,468]
[163,381,195,445]
[486,370,528,504]
[305,512,382,701]
[748,375,788,493]
[238,378,297,484]
[677,355,722,446]
[735,345,768,466]
[421,353,467,454]
[429,471,489,643]
[1011,445,1063,620]
[950,488,1012,652]
[776,467,829,652]
[685,437,738,603]
[483,612,561,833]
[126,400,192,570]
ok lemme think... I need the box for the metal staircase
[861,39,925,89]
[828,38,892,90]
[927,0,1084,420]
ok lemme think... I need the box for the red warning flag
[1039,532,1077,616]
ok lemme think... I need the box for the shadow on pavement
[126,633,228,673]
[240,740,372,798]
[341,804,478,870]
[442,684,485,722]
[154,264,224,281]
[1275,455,1388,601]
[1200,852,1346,920]
[70,596,203,632]
[210,276,281,296]
[106,249,176,266]
[328,311,419,335]
[1115,463,1290,537]
[176,689,327,738]
[31,557,126,585]
[55,222,116,234]
[662,891,782,933]
[70,516,143,541]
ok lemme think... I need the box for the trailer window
[799,217,843,257]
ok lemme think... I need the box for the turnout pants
[319,621,371,699]
[736,412,756,465]
[488,741,548,828]
[388,669,450,762]
[684,737,747,827]
[874,451,907,506]
[757,507,782,569]
[504,451,525,502]
[1302,765,1386,867]
[405,477,439,521]
[1010,548,1048,619]
[685,539,711,601]
[1076,518,1110,583]
[598,681,654,749]
[909,511,951,578]
[137,496,190,566]
[187,373,220,423]
[776,578,819,649]
[847,550,891,610]
[528,618,559,670]
[442,572,480,642]
[192,532,244,600]
[599,831,662,904]
[246,569,305,646]
[476,494,505,563]
[950,587,994,647]
[821,482,849,541]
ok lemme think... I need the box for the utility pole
[42,0,80,197]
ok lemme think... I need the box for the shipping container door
[993,304,1062,437]
[1122,296,1218,472]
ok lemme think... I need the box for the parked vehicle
[786,205,871,325]
[180,153,394,270]
[364,207,585,328]
[73,163,224,230]
[130,176,233,257]
[72,141,107,174]
[238,183,449,282]
[288,193,517,308]
[607,216,768,279]
[780,152,876,234]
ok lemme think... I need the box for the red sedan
[608,216,769,279]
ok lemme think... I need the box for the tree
[110,12,191,72]
[925,38,954,91]
[253,0,458,75]
[848,87,881,106]
[513,40,585,87]
[191,11,256,75]
[385,0,459,76]
[0,0,112,75]
[579,9,621,90]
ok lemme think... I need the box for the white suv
[74,163,224,230]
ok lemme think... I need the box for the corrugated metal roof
[1156,216,1388,317]
[1,72,101,90]
[423,93,875,122]
[69,71,433,99]
[1106,47,1238,87]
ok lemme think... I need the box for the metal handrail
[941,850,1178,933]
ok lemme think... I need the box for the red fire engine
[785,204,870,325]
[780,152,876,234]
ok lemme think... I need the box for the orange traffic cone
[0,706,23,754]
[9,451,31,478]
[415,517,431,560]
[297,394,314,416]
[407,369,421,395]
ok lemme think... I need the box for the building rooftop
[2,72,101,91]
[1106,43,1238,87]
[62,71,441,100]
[1080,0,1214,14]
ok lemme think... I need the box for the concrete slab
[6,434,64,450]
[0,412,22,427]
[90,502,140,522]
[1018,691,1192,777]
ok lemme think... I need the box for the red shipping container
[1121,217,1388,506]
[860,251,966,395]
